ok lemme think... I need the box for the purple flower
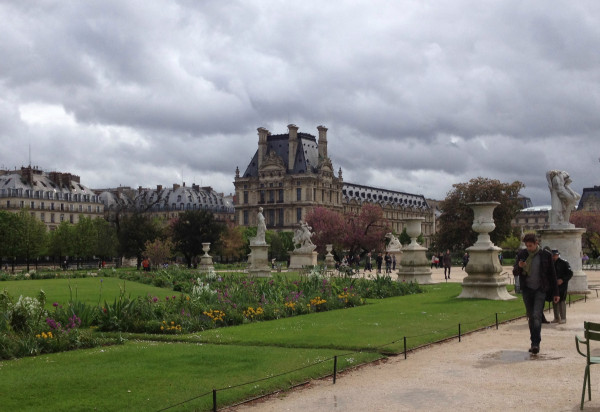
[52,302,59,307]
[152,296,158,303]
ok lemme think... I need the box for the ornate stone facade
[0,166,104,230]
[234,125,434,246]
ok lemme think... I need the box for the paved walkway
[232,270,600,412]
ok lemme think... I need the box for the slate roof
[577,185,600,210]
[242,133,319,178]
[342,182,430,210]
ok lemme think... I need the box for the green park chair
[576,321,600,409]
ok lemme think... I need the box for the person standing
[461,253,469,271]
[392,254,396,271]
[365,252,372,273]
[376,252,383,274]
[443,250,452,279]
[551,249,573,324]
[513,234,559,354]
[384,252,392,274]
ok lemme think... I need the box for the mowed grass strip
[123,283,527,354]
[0,277,171,307]
[0,340,379,412]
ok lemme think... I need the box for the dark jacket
[513,248,559,298]
[554,257,573,300]
[443,253,452,267]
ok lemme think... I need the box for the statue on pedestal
[292,221,316,253]
[253,207,267,245]
[546,170,581,228]
[385,233,402,251]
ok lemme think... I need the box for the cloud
[0,0,599,206]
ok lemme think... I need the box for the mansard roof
[342,182,430,210]
[98,185,234,214]
[242,132,319,178]
[577,185,600,210]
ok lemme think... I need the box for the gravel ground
[229,269,600,412]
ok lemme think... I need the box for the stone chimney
[156,185,163,192]
[288,124,299,171]
[173,183,180,190]
[317,125,328,159]
[257,127,269,169]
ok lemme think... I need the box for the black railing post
[213,389,217,412]
[458,323,461,342]
[495,313,499,330]
[333,356,338,384]
[404,336,407,359]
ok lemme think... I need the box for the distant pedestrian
[384,252,392,274]
[376,253,383,274]
[365,252,372,272]
[443,250,452,279]
[461,253,469,271]
[431,255,437,269]
[392,254,396,271]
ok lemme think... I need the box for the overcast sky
[1,1,599,206]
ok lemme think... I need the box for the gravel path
[230,269,600,412]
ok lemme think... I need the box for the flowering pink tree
[343,204,389,257]
[144,238,174,269]
[305,207,347,254]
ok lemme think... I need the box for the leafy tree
[217,223,247,262]
[344,204,389,257]
[72,216,97,267]
[14,210,47,272]
[118,213,163,269]
[144,238,174,268]
[0,211,21,271]
[306,204,389,258]
[305,207,347,254]
[266,230,294,261]
[93,218,118,260]
[435,177,524,252]
[171,210,225,268]
[48,221,74,264]
[500,235,521,251]
[570,211,600,257]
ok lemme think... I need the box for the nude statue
[546,170,580,227]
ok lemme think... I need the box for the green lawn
[1,280,533,411]
[0,277,172,308]
[0,341,379,411]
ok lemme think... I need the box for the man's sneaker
[530,346,539,354]
[559,319,566,324]
[551,319,560,324]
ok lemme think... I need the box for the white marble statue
[385,232,402,251]
[293,221,316,252]
[255,207,267,244]
[546,170,580,228]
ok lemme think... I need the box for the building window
[6,200,10,208]
[40,213,45,222]
[268,209,275,226]
[30,201,35,209]
[296,188,302,201]
[278,208,284,226]
[243,191,248,204]
[259,190,265,204]
[296,207,302,222]
[70,214,74,224]
[60,214,64,222]
[79,204,83,212]
[41,202,45,210]
[20,201,24,208]
[243,210,249,225]
[269,190,275,203]
[88,205,91,212]
[51,214,55,223]
[278,189,284,203]
[69,204,74,211]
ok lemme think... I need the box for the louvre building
[234,125,435,246]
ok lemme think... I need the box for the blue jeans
[522,287,546,346]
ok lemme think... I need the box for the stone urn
[325,244,335,268]
[199,242,214,271]
[202,243,211,257]
[458,202,514,300]
[397,217,432,284]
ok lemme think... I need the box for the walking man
[551,249,572,324]
[443,250,452,279]
[384,252,392,274]
[513,234,559,354]
[365,252,372,273]
[376,252,383,274]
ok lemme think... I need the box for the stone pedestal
[199,242,214,271]
[539,227,588,293]
[397,218,433,284]
[248,239,271,277]
[324,244,335,268]
[458,202,514,300]
[289,251,318,269]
